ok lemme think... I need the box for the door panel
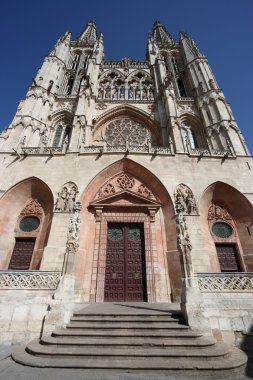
[216,244,240,272]
[104,223,146,302]
[9,238,35,270]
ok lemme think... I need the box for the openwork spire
[152,20,174,45]
[78,20,97,44]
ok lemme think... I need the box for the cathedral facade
[0,21,252,345]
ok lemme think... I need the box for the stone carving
[105,119,150,146]
[95,173,158,203]
[175,205,194,279]
[98,69,154,101]
[63,202,81,275]
[208,203,232,221]
[95,102,107,110]
[55,182,78,212]
[137,184,152,199]
[0,271,61,290]
[20,199,43,217]
[117,174,135,190]
[196,273,253,292]
[174,184,197,215]
[98,183,115,198]
[40,132,48,147]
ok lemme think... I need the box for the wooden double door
[9,238,35,270]
[104,223,147,302]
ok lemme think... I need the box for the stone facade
[0,20,252,345]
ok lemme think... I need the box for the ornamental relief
[95,172,158,202]
[208,203,232,221]
[20,199,43,218]
[174,184,197,215]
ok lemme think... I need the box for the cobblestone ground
[0,346,252,380]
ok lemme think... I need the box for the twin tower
[0,20,252,346]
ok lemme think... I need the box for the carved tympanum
[174,184,197,215]
[55,182,78,212]
[94,173,158,203]
[20,199,43,217]
[208,203,232,221]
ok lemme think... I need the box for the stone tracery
[97,70,154,101]
[104,119,150,146]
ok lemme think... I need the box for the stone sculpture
[174,184,197,215]
[55,182,78,212]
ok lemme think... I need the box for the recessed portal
[104,223,147,302]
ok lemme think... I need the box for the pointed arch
[126,69,153,82]
[0,177,54,270]
[99,69,125,82]
[92,104,161,145]
[76,158,182,303]
[179,113,207,149]
[199,181,253,272]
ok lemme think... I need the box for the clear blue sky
[1,0,252,153]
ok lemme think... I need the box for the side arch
[199,181,253,272]
[0,177,54,270]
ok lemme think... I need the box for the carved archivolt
[20,199,43,218]
[95,172,158,202]
[174,184,197,215]
[208,203,232,221]
[55,182,78,212]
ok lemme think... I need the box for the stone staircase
[12,302,247,377]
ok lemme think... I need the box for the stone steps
[12,302,247,377]
[40,335,216,347]
[52,328,199,338]
[66,322,187,329]
[26,340,231,359]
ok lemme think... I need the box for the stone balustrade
[0,270,61,290]
[80,144,172,155]
[196,272,253,292]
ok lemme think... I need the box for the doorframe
[92,209,157,302]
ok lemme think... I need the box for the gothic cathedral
[0,21,252,351]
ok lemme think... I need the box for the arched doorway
[0,177,54,270]
[199,181,253,272]
[76,159,182,303]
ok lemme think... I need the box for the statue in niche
[174,184,197,215]
[55,183,78,212]
[55,187,68,211]
[40,132,48,147]
[185,189,197,214]
[66,186,78,212]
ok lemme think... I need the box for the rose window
[105,119,149,146]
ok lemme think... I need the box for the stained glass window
[19,217,40,232]
[212,222,233,238]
